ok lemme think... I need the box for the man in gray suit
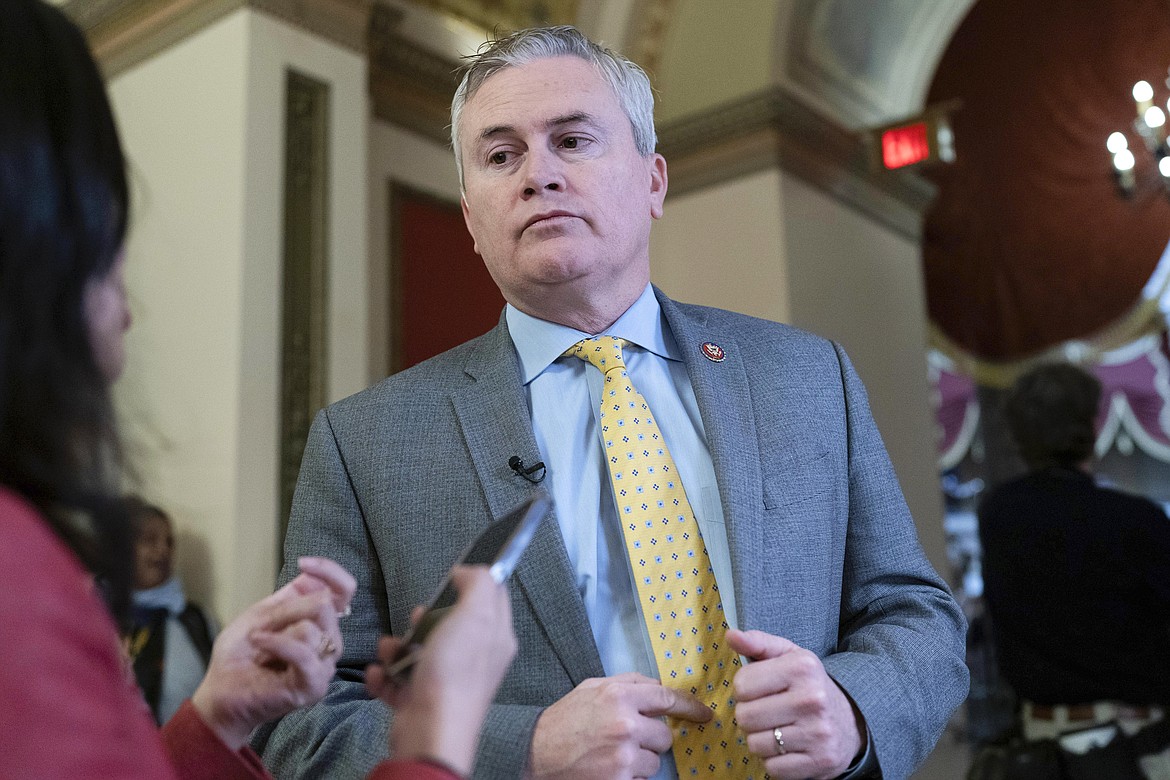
[255,25,968,780]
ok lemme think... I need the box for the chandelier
[1108,72,1170,195]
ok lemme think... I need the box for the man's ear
[460,194,481,255]
[648,154,668,220]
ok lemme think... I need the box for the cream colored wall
[111,11,251,622]
[654,0,779,123]
[110,9,368,622]
[367,121,462,381]
[652,168,790,323]
[651,167,947,573]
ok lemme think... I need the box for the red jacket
[0,487,454,780]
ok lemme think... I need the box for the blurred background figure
[977,362,1170,777]
[125,497,216,725]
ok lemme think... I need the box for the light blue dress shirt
[506,284,738,780]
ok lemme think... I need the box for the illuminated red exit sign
[869,103,958,172]
[882,122,931,169]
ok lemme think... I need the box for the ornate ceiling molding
[657,86,936,239]
[367,1,461,144]
[783,0,974,128]
[408,0,577,31]
[363,0,686,149]
[623,0,677,78]
[366,28,936,236]
[62,0,372,77]
[68,0,935,236]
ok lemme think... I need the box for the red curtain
[924,0,1170,361]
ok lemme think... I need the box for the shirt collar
[506,284,680,385]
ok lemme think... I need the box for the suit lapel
[656,290,766,620]
[452,318,604,684]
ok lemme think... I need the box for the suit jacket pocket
[761,449,835,511]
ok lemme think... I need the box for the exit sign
[882,122,931,169]
[870,104,958,172]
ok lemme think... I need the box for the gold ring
[318,634,337,659]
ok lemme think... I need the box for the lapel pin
[700,342,726,362]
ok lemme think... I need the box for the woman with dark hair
[978,362,1170,775]
[0,3,515,779]
[0,9,355,774]
[0,0,135,626]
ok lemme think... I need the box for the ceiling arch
[776,0,975,128]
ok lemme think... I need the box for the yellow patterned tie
[566,336,766,779]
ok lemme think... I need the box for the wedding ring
[773,726,787,756]
[318,634,337,659]
[339,604,352,618]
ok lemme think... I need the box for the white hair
[450,25,657,187]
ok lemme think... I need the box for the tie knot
[564,336,628,374]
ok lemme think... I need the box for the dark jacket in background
[978,468,1170,705]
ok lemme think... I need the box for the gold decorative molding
[252,0,372,51]
[657,86,936,240]
[623,0,677,78]
[279,70,330,555]
[62,0,372,78]
[368,2,461,144]
[410,0,577,31]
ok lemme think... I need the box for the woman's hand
[365,566,517,776]
[191,557,356,749]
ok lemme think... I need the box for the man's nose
[520,149,565,198]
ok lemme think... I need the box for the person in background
[0,2,514,778]
[978,362,1170,776]
[125,497,217,725]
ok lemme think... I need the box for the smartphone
[384,492,550,678]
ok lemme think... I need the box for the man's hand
[527,672,711,780]
[728,629,865,780]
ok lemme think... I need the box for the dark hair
[0,0,133,623]
[124,495,171,535]
[1004,362,1101,470]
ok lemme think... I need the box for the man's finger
[578,671,661,691]
[609,671,662,685]
[726,628,799,661]
[640,685,714,723]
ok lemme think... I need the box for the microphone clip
[508,455,546,484]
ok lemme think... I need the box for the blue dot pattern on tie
[566,336,768,779]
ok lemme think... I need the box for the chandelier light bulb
[1107,78,1170,194]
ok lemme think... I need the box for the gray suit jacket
[253,289,968,779]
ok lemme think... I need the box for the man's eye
[562,137,580,149]
[490,151,510,165]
